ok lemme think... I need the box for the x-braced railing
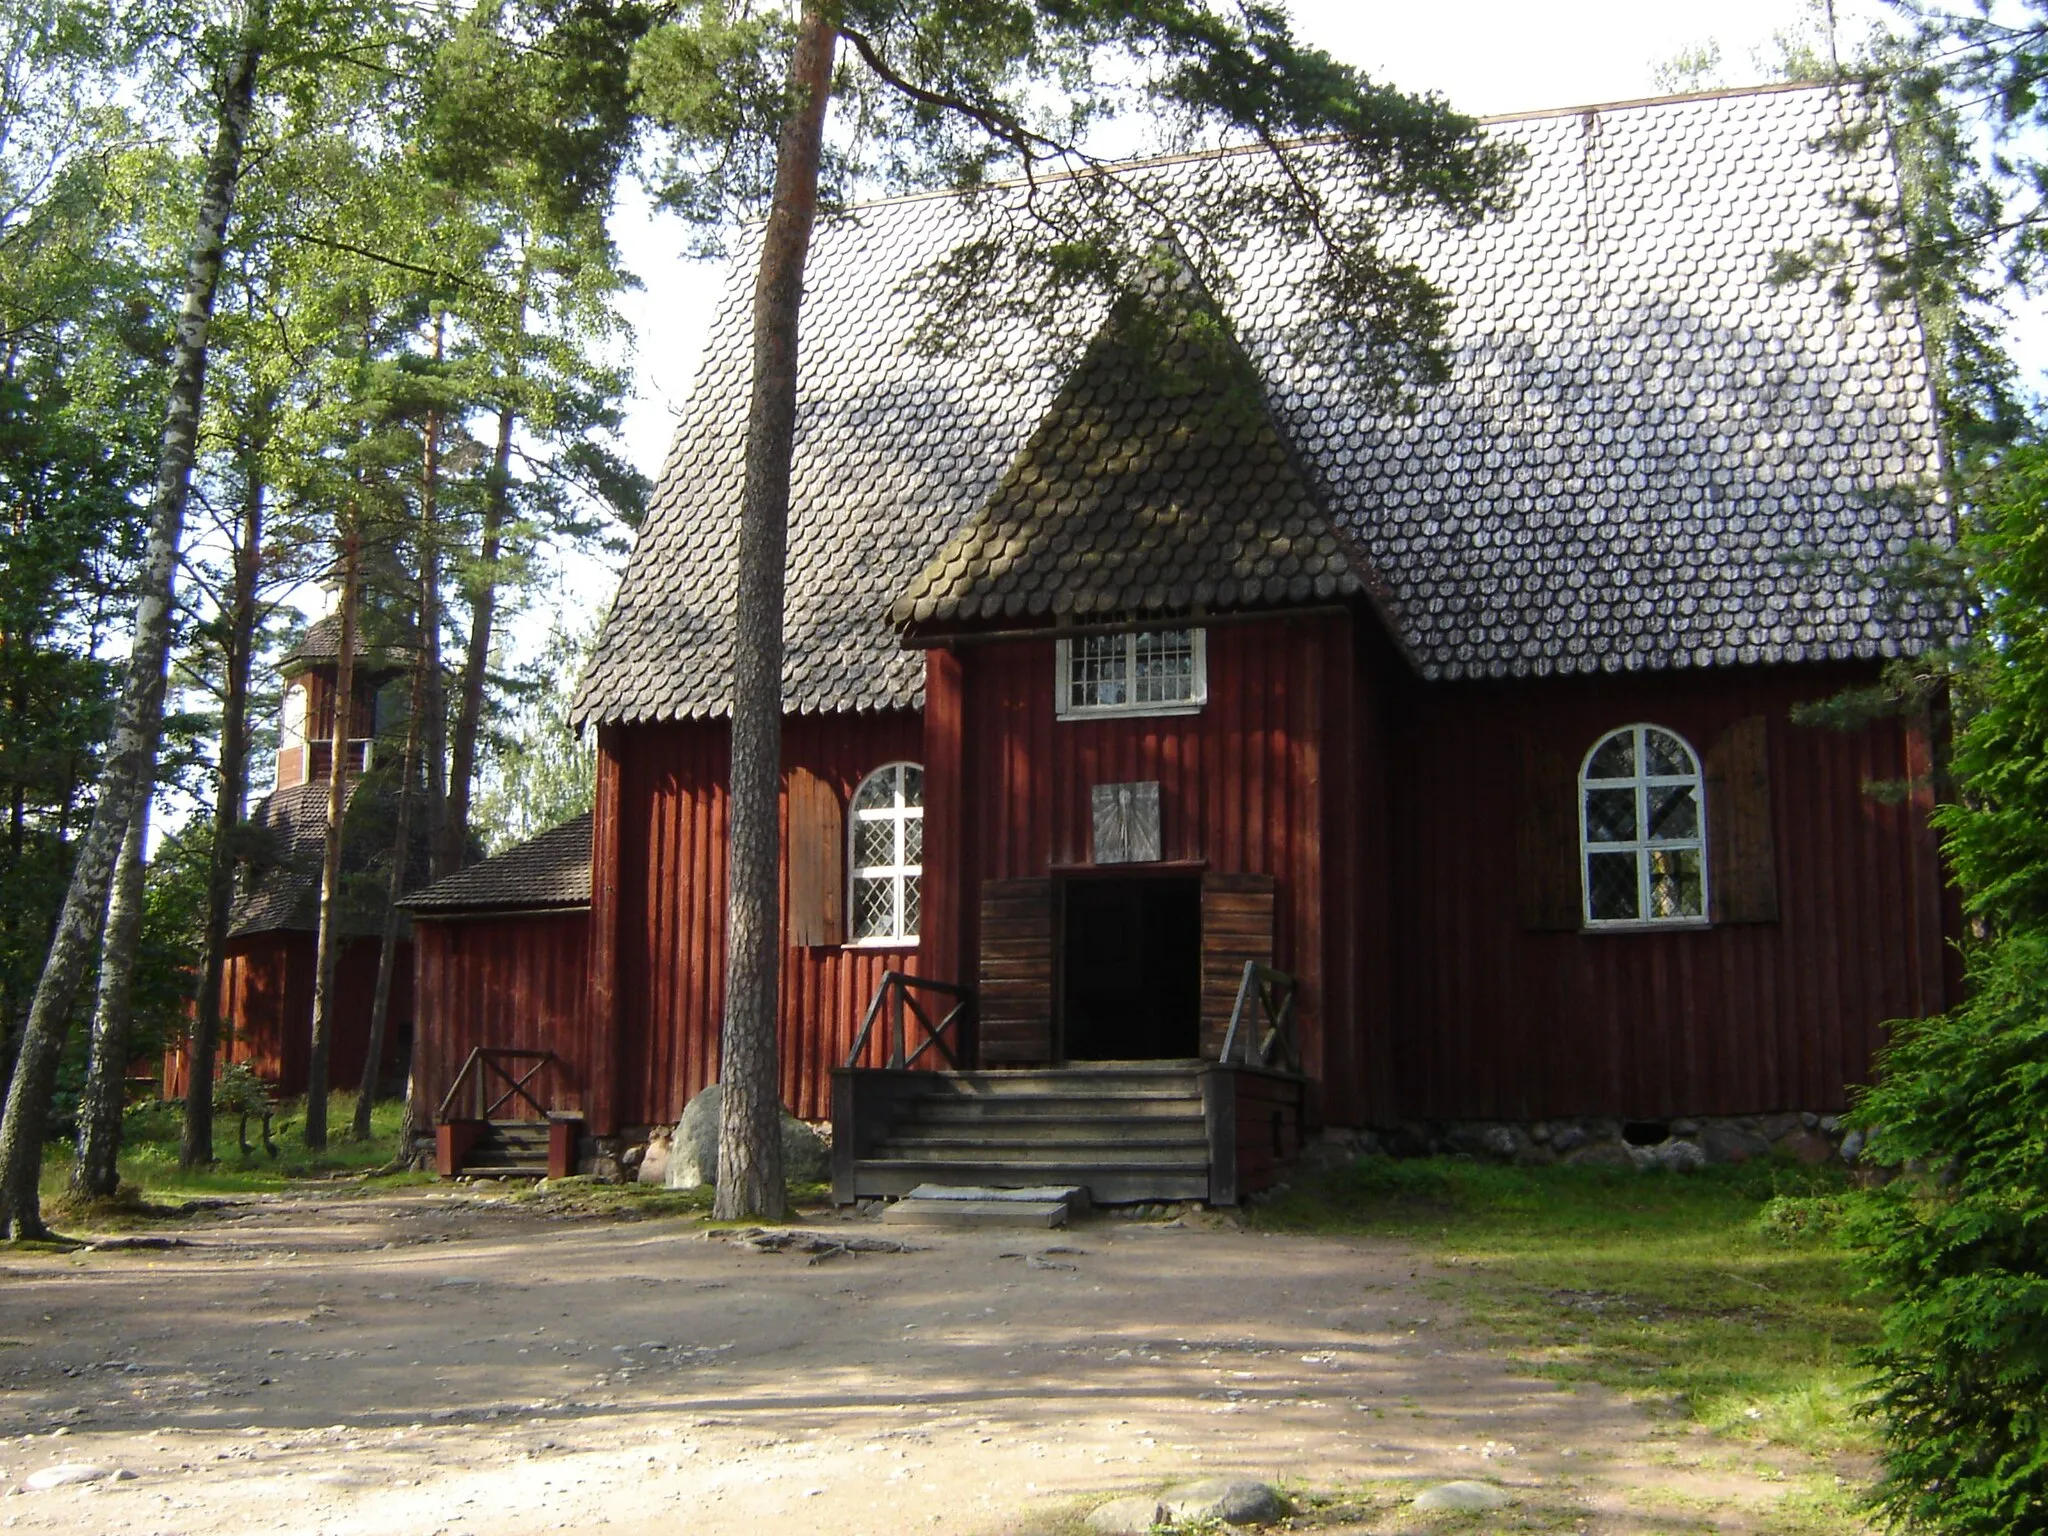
[1219,961,1301,1073]
[846,972,973,1071]
[437,1047,558,1122]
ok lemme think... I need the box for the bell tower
[274,615,404,789]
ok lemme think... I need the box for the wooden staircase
[840,1064,1214,1204]
[435,1048,581,1179]
[451,1120,552,1179]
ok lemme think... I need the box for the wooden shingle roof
[575,83,1949,726]
[401,813,593,916]
[889,270,1373,633]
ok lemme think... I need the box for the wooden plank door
[1199,873,1276,1059]
[978,877,1055,1065]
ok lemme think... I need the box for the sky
[537,0,1897,637]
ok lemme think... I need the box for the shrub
[1849,930,2048,1534]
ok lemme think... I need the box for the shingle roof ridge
[814,80,1853,219]
[1475,78,1853,126]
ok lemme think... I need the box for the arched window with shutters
[849,763,924,945]
[1580,724,1709,926]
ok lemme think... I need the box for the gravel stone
[1413,1480,1513,1512]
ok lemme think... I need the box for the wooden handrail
[846,972,974,1070]
[1218,961,1301,1073]
[437,1047,558,1122]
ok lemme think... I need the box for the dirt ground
[0,1190,1854,1535]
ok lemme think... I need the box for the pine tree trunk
[711,0,838,1223]
[352,571,429,1143]
[420,469,450,882]
[304,528,359,1152]
[445,400,513,875]
[182,421,266,1168]
[70,789,150,1200]
[0,9,263,1239]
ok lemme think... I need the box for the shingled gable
[574,82,1950,728]
[400,813,594,916]
[888,267,1372,637]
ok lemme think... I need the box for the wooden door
[1199,873,1276,1059]
[978,877,1055,1064]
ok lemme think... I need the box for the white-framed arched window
[1580,724,1708,926]
[849,762,923,945]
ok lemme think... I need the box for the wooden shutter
[978,877,1054,1064]
[1516,732,1581,930]
[1199,874,1276,1059]
[787,768,844,946]
[1706,715,1778,923]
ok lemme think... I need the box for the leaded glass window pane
[853,771,895,814]
[854,875,896,940]
[1644,728,1693,777]
[1585,788,1637,842]
[1069,634,1126,710]
[1579,725,1708,926]
[1587,852,1640,920]
[855,816,894,868]
[1060,630,1204,716]
[1648,848,1704,919]
[1132,630,1196,703]
[1587,734,1635,779]
[1646,784,1699,842]
[847,762,924,943]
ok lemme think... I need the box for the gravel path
[0,1191,1849,1533]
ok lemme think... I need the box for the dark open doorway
[1060,876,1201,1060]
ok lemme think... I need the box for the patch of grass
[1253,1157,1878,1457]
[40,1093,422,1208]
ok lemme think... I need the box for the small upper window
[1056,629,1206,719]
[1580,724,1708,926]
[282,680,308,747]
[849,763,923,945]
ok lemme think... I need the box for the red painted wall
[412,912,591,1121]
[592,711,926,1128]
[164,932,412,1101]
[1380,662,1952,1120]
[927,616,1361,1116]
[576,629,1952,1136]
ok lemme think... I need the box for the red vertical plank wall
[412,913,591,1121]
[948,618,1351,1114]
[1385,661,1954,1120]
[214,933,410,1100]
[605,710,925,1125]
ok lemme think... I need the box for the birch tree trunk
[70,789,150,1200]
[303,527,359,1151]
[711,0,838,1222]
[0,9,264,1239]
[182,423,266,1168]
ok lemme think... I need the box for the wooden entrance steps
[845,1064,1213,1205]
[453,1120,551,1179]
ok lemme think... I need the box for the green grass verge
[1252,1156,1876,1457]
[39,1093,429,1210]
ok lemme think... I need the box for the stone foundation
[1308,1111,1866,1172]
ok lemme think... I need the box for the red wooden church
[409,85,1957,1199]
